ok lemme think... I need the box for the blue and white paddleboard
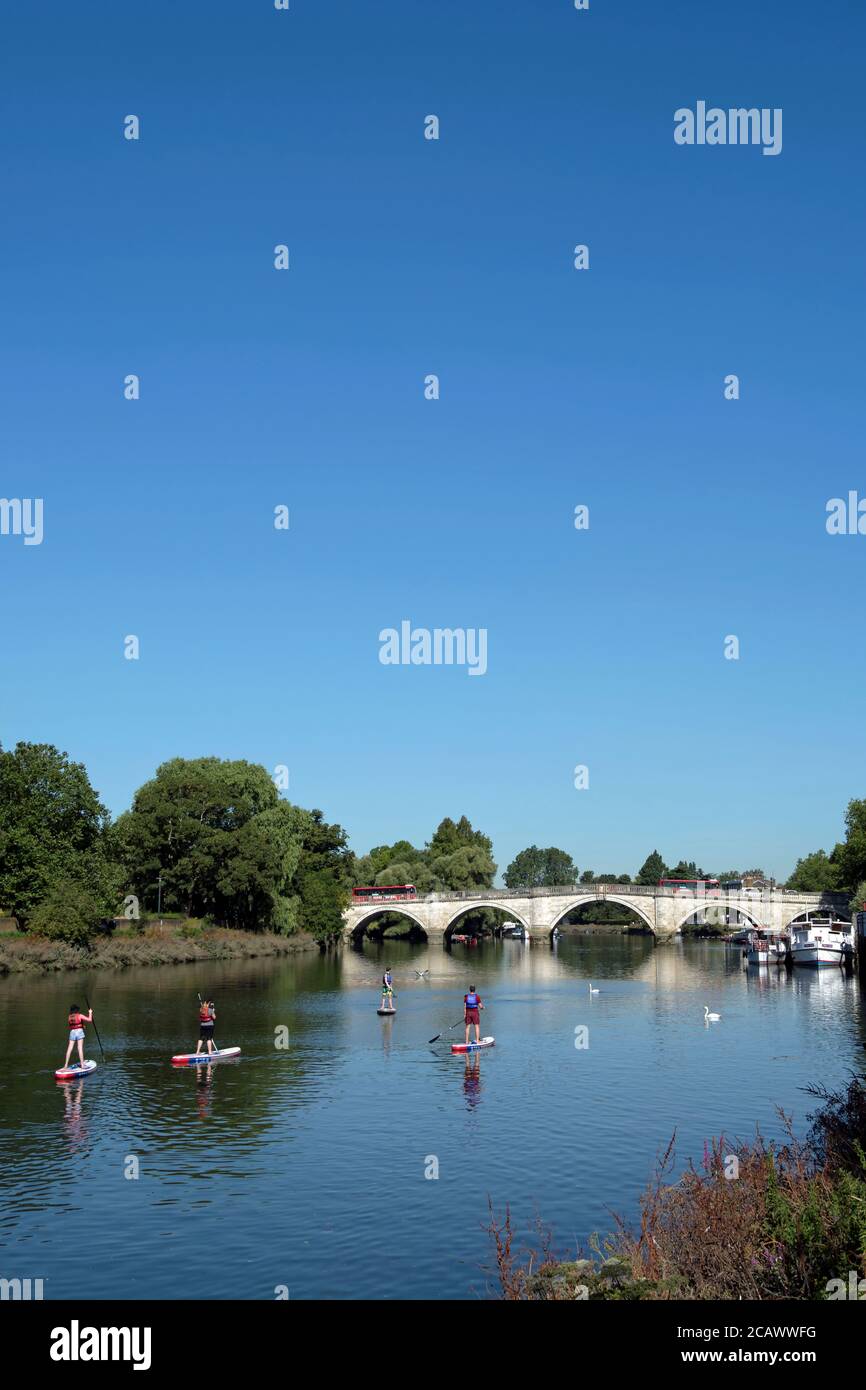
[451,1037,495,1053]
[171,1046,241,1065]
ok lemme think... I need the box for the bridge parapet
[408,884,850,907]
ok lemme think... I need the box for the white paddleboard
[451,1037,495,1053]
[171,1046,241,1065]
[55,1059,97,1080]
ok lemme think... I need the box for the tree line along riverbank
[0,917,318,975]
[4,739,866,964]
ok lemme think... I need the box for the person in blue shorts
[62,1003,93,1070]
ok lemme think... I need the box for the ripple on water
[0,942,863,1298]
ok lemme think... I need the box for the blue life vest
[465,993,480,1009]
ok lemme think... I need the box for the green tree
[426,815,496,891]
[293,810,354,944]
[0,742,113,928]
[786,848,841,893]
[668,860,705,880]
[114,757,309,931]
[849,880,866,919]
[636,850,667,886]
[504,846,577,890]
[580,869,595,884]
[28,877,105,947]
[836,800,866,892]
[430,843,496,892]
[297,868,349,946]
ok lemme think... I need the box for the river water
[1,936,863,1300]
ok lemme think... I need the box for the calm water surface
[1,936,864,1300]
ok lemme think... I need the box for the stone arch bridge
[344,883,850,944]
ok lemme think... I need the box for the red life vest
[68,1012,86,1031]
[199,1005,213,1024]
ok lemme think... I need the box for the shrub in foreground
[488,1077,866,1300]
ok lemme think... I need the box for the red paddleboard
[171,1046,241,1065]
[451,1037,495,1053]
[55,1060,97,1081]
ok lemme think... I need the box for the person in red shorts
[463,985,483,1045]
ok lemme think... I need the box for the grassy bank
[489,1076,866,1300]
[0,922,319,974]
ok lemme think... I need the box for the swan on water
[704,1005,720,1022]
[589,983,599,994]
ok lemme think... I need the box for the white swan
[704,1005,720,1022]
[589,983,599,994]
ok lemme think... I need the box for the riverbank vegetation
[0,742,354,953]
[0,919,316,974]
[0,741,506,960]
[3,737,866,961]
[488,1075,866,1300]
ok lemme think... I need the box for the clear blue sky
[2,1,864,881]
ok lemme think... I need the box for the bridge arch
[550,896,655,934]
[444,903,530,937]
[347,907,429,943]
[675,903,762,933]
[785,907,850,931]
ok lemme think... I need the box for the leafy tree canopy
[786,848,842,893]
[355,815,496,895]
[835,799,866,892]
[503,846,577,890]
[635,850,668,886]
[28,877,106,946]
[668,860,706,880]
[114,757,312,932]
[0,742,113,927]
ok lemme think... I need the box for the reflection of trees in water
[356,911,427,941]
[450,908,508,937]
[559,902,650,931]
[356,906,509,940]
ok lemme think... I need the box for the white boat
[746,931,786,965]
[790,917,853,967]
[501,921,525,940]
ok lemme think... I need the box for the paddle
[428,1019,464,1045]
[83,992,105,1060]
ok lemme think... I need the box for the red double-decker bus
[352,884,417,903]
[659,878,720,894]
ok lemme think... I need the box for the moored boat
[746,931,786,965]
[790,917,853,967]
[726,928,753,947]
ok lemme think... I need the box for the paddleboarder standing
[463,984,483,1046]
[62,1003,93,1071]
[195,998,216,1055]
[380,967,395,1013]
